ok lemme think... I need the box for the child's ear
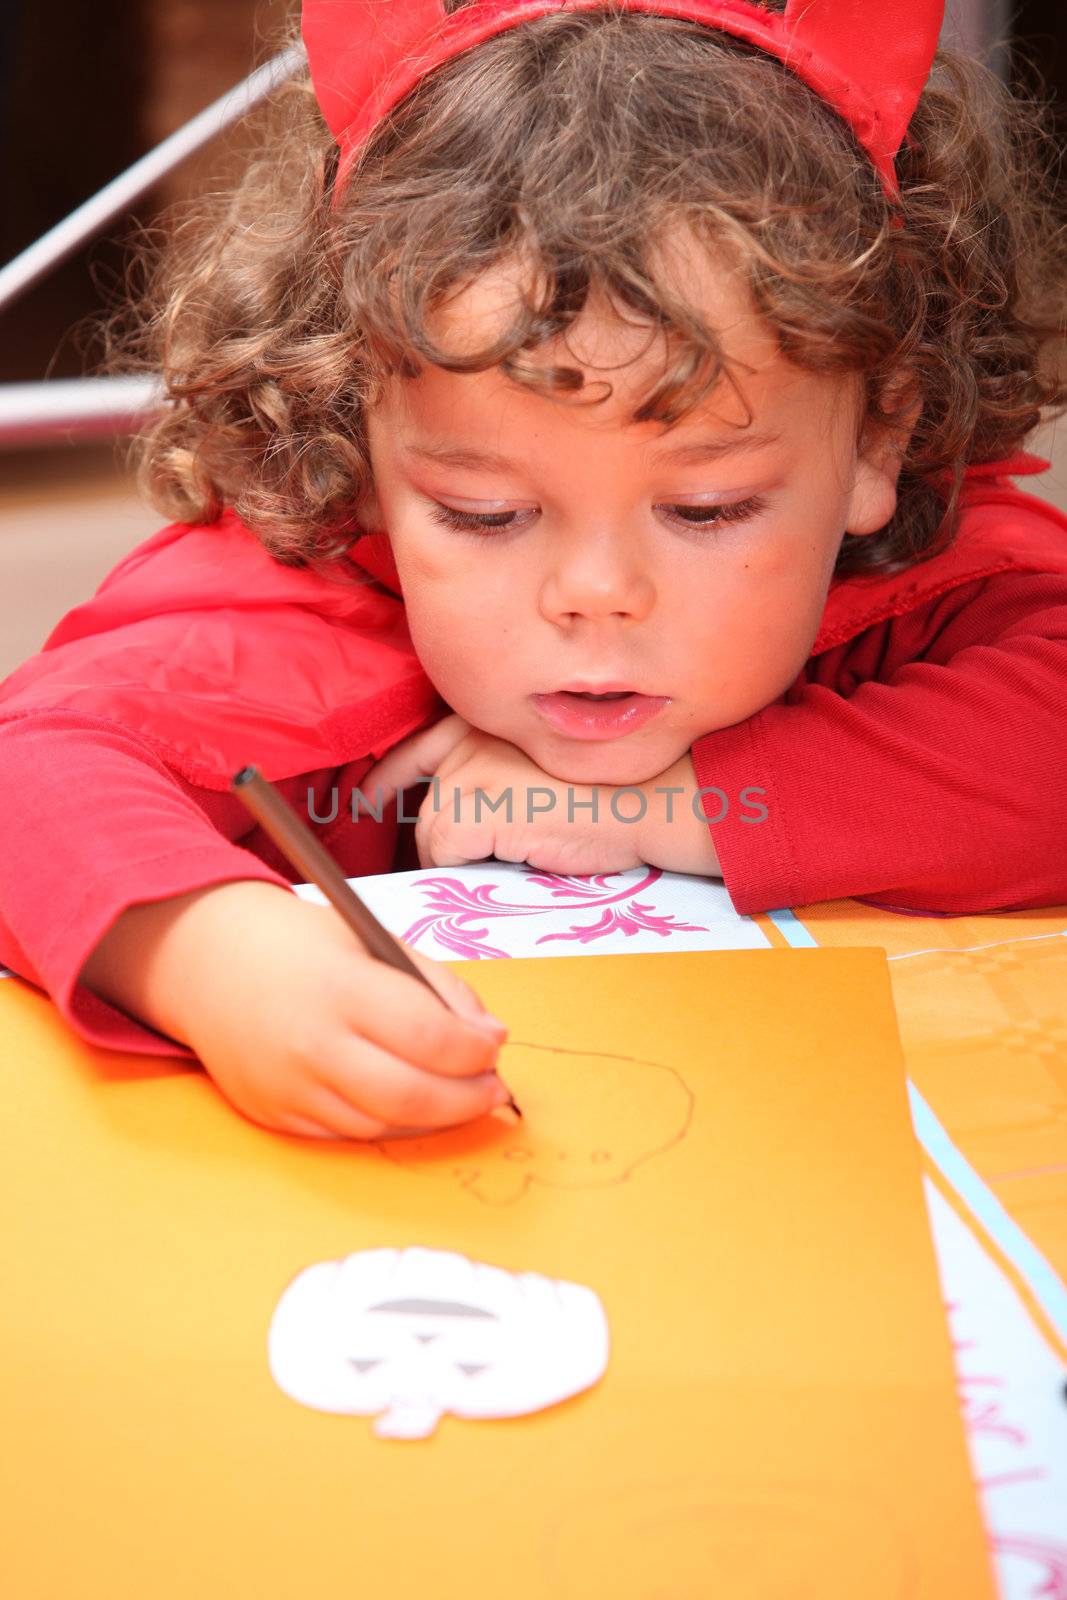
[844,379,921,539]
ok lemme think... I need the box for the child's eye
[663,496,766,529]
[428,504,528,535]
[426,495,766,537]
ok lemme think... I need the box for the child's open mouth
[530,688,671,740]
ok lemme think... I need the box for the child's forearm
[79,880,293,1045]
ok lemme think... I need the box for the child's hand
[363,713,648,874]
[79,880,512,1140]
[363,714,721,877]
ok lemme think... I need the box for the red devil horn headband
[303,0,944,200]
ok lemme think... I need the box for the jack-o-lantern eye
[348,1358,382,1373]
[455,1362,489,1377]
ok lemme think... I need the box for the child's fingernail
[473,1014,509,1039]
[490,1080,513,1107]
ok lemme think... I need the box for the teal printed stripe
[908,1081,1067,1343]
[766,908,819,947]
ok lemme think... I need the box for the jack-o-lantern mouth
[345,1357,491,1375]
[367,1298,499,1320]
[347,1297,503,1375]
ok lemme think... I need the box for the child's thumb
[409,948,508,1038]
[360,713,471,811]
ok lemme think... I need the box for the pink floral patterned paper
[294,861,770,960]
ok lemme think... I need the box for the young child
[1,0,1064,1141]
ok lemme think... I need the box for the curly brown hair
[112,1,1067,578]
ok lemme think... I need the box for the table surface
[4,862,1066,1598]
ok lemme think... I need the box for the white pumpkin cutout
[268,1247,610,1439]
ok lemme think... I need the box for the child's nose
[538,531,655,625]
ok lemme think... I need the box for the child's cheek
[392,541,457,590]
[396,536,511,601]
[735,517,841,616]
[401,576,514,702]
[704,536,835,693]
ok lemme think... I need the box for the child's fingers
[405,946,508,1033]
[273,1097,408,1143]
[315,1030,508,1131]
[278,1112,352,1141]
[339,957,508,1080]
[281,1092,391,1141]
[294,1083,452,1143]
[362,713,471,809]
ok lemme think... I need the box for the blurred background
[0,0,1064,678]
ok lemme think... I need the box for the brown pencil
[231,765,520,1119]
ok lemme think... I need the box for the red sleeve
[0,710,300,1058]
[691,571,1067,915]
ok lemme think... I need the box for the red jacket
[1,454,1065,1059]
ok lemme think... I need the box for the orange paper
[0,948,994,1599]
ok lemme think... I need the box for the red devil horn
[783,0,944,164]
[303,0,447,141]
[304,0,945,198]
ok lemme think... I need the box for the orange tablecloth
[768,899,1067,1356]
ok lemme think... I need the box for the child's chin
[533,733,679,790]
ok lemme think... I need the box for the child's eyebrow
[402,430,782,473]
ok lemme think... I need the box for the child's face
[362,247,902,786]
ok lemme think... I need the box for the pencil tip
[507,1095,523,1119]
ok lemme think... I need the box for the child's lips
[530,689,671,740]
